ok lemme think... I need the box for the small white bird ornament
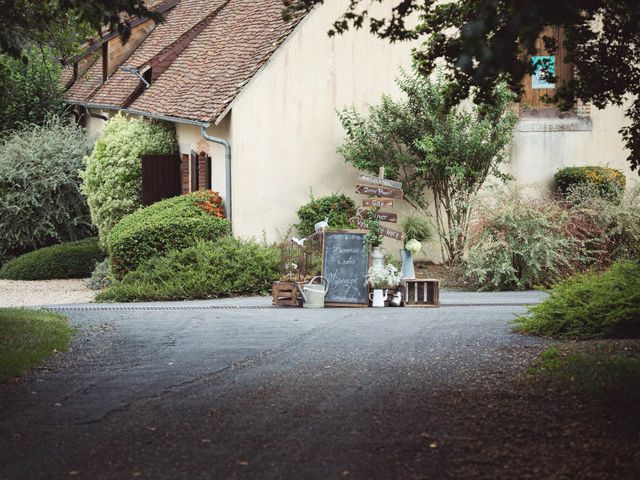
[314,217,329,233]
[291,237,306,247]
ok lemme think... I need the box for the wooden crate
[401,279,440,307]
[272,281,303,307]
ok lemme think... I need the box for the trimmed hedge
[555,166,626,200]
[97,238,280,302]
[0,238,105,280]
[108,191,229,278]
[295,193,356,237]
[514,261,640,339]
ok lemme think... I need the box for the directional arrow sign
[352,218,405,241]
[355,184,403,199]
[358,173,402,190]
[362,198,394,208]
[357,208,397,223]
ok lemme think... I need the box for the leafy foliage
[0,46,65,135]
[554,166,626,201]
[338,68,516,263]
[400,214,433,243]
[0,308,74,383]
[362,207,383,249]
[0,237,104,280]
[80,113,178,244]
[563,184,640,264]
[514,261,640,339]
[295,192,356,237]
[97,238,280,302]
[0,0,163,58]
[464,187,585,291]
[0,117,94,264]
[86,258,112,290]
[288,0,640,173]
[107,191,229,278]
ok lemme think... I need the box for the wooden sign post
[353,170,405,241]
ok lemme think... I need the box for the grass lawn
[0,308,74,383]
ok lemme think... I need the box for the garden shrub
[80,113,178,245]
[295,193,356,237]
[514,261,640,339]
[564,184,640,264]
[85,258,112,291]
[464,188,588,291]
[108,190,229,278]
[554,166,626,200]
[97,238,280,302]
[0,238,105,280]
[0,117,94,264]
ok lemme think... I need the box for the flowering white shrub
[368,264,401,289]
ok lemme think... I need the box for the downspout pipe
[200,125,232,224]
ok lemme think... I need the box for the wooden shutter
[141,154,181,206]
[520,26,573,114]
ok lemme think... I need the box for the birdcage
[279,241,306,282]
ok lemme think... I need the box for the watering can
[297,276,328,308]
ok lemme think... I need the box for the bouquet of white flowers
[368,264,401,289]
[405,238,422,255]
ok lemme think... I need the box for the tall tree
[286,0,640,173]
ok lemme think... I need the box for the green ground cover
[0,308,74,382]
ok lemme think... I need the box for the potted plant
[367,264,401,307]
[363,208,384,268]
[400,215,433,279]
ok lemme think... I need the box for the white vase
[369,288,388,307]
[371,246,385,270]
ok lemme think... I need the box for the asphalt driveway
[1,291,636,479]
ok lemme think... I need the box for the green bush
[85,258,112,290]
[564,184,640,264]
[514,261,640,339]
[295,193,356,237]
[464,188,587,291]
[80,113,178,245]
[97,238,280,302]
[0,238,104,280]
[0,117,94,264]
[108,191,229,278]
[555,166,626,200]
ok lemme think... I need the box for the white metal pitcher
[369,289,388,308]
[297,276,328,308]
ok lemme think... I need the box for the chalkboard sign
[322,230,370,307]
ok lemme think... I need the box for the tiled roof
[130,0,302,123]
[64,0,305,123]
[63,52,103,103]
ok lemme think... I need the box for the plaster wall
[510,100,637,191]
[227,1,427,253]
[175,119,231,205]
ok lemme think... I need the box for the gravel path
[1,299,637,479]
[0,279,95,307]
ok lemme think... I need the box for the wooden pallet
[272,281,303,307]
[401,279,440,307]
